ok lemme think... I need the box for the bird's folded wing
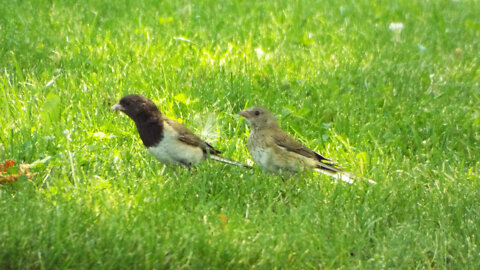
[271,131,336,166]
[270,129,376,185]
[166,119,222,155]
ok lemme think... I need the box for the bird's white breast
[248,132,276,172]
[250,147,270,169]
[147,123,204,166]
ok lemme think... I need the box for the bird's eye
[123,101,130,106]
[254,110,260,116]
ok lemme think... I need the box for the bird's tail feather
[314,168,376,185]
[210,155,253,169]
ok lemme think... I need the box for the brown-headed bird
[239,106,375,184]
[111,94,250,168]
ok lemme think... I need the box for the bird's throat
[135,118,164,148]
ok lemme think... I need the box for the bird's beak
[238,110,250,118]
[110,103,124,112]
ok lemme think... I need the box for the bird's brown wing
[166,118,222,155]
[271,129,336,166]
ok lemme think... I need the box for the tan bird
[239,106,375,184]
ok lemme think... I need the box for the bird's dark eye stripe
[254,111,260,116]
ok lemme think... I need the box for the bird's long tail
[210,155,253,169]
[314,167,376,185]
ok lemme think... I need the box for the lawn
[1,0,479,268]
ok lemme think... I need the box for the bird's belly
[147,135,204,166]
[250,147,269,167]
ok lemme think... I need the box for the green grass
[1,0,480,268]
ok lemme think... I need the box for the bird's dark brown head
[111,94,161,122]
[239,106,278,130]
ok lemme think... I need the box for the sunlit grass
[1,0,480,268]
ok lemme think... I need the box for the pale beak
[238,110,250,118]
[111,103,124,111]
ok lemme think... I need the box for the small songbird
[239,106,375,184]
[111,94,249,168]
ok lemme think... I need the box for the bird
[111,94,250,168]
[239,106,375,184]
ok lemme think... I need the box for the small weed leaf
[174,93,189,105]
[40,93,62,126]
[0,159,34,184]
[0,160,15,172]
[218,214,227,230]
